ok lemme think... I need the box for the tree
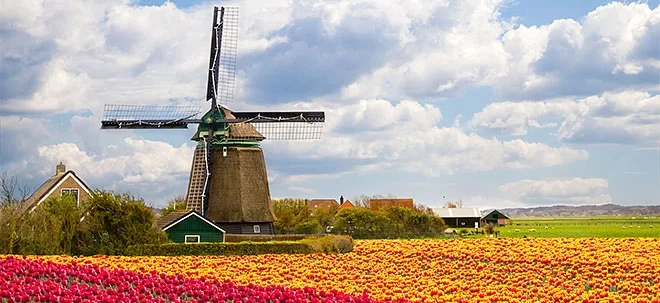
[160,195,187,216]
[19,195,82,255]
[333,207,389,239]
[74,191,168,255]
[0,171,32,254]
[272,198,311,234]
[312,206,337,230]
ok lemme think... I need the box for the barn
[481,209,510,227]
[157,210,226,243]
[432,208,482,228]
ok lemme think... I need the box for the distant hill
[496,204,660,218]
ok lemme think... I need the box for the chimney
[340,195,344,205]
[56,162,66,175]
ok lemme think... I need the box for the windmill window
[184,235,200,243]
[253,225,261,234]
[61,189,80,205]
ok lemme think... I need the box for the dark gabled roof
[481,209,511,220]
[157,210,191,229]
[157,210,226,233]
[20,170,93,214]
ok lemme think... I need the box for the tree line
[272,197,447,239]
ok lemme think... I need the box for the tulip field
[3,238,660,303]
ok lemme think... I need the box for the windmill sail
[101,104,201,129]
[231,111,325,140]
[206,7,238,105]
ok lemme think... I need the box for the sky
[1,0,659,210]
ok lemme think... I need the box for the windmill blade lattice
[251,121,324,140]
[228,111,325,140]
[207,7,239,105]
[101,104,201,129]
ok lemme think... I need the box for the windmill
[100,6,325,234]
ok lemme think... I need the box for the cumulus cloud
[498,178,613,205]
[264,99,588,180]
[36,139,194,183]
[497,2,660,100]
[469,98,577,136]
[469,90,660,145]
[340,0,511,101]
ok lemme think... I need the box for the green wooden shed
[157,210,226,243]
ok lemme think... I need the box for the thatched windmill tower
[101,7,325,234]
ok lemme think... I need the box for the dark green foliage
[333,206,447,239]
[333,207,390,238]
[292,220,324,234]
[127,235,353,256]
[73,191,168,255]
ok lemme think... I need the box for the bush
[292,220,323,234]
[74,191,168,255]
[484,223,495,235]
[127,235,354,256]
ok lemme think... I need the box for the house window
[61,189,80,205]
[184,235,200,243]
[253,225,261,234]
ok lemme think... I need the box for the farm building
[157,210,226,243]
[21,163,93,213]
[481,209,510,227]
[432,208,482,228]
[369,198,414,211]
[308,199,339,212]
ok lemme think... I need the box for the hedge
[126,235,353,256]
[224,234,321,243]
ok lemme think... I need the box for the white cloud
[36,139,194,184]
[469,90,660,145]
[497,2,660,99]
[469,98,578,136]
[265,99,588,179]
[340,0,511,101]
[498,178,613,205]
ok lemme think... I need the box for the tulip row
[0,256,405,303]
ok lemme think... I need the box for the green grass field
[491,216,660,238]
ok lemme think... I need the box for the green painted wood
[165,214,224,243]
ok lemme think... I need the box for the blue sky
[1,0,659,209]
